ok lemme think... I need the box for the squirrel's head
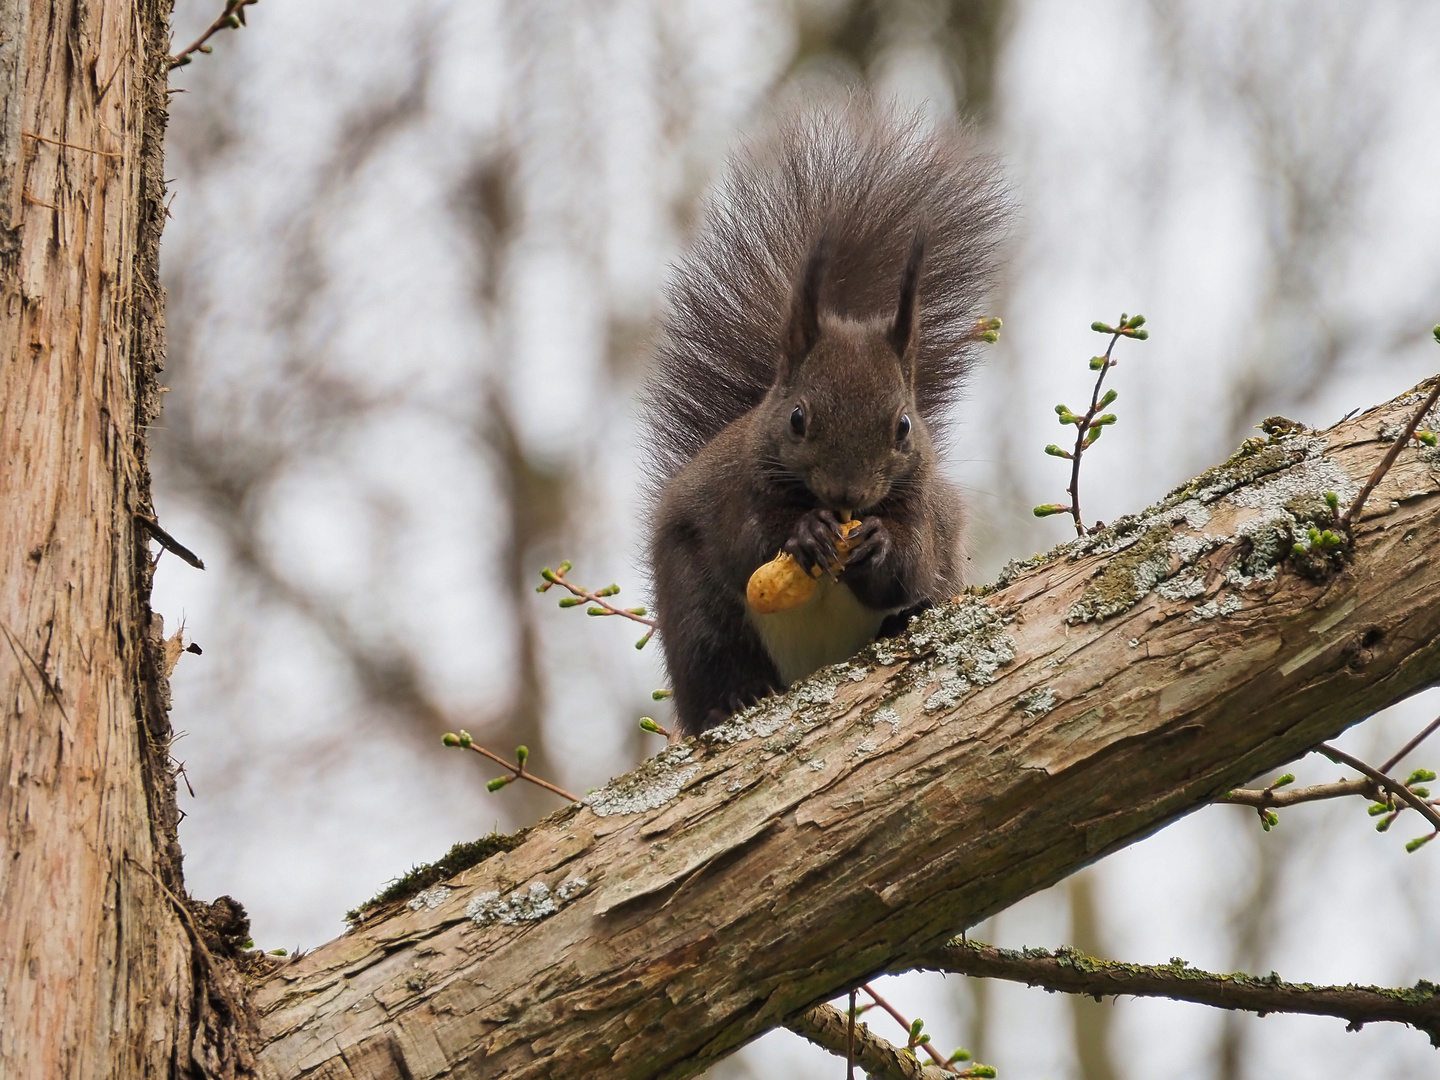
[761,231,930,515]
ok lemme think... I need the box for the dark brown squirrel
[642,103,1009,735]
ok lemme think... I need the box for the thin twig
[1223,778,1376,810]
[1315,743,1440,834]
[786,1003,939,1080]
[862,984,952,1071]
[847,989,857,1080]
[168,0,257,69]
[134,512,206,569]
[1382,714,1440,774]
[538,563,657,628]
[1066,330,1124,537]
[1340,378,1440,530]
[455,739,578,803]
[919,940,1440,1044]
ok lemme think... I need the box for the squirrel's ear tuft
[889,227,925,374]
[781,236,829,378]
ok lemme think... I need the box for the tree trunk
[0,2,244,1076]
[249,382,1440,1079]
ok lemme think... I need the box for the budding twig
[441,732,578,803]
[168,0,259,69]
[859,983,992,1075]
[1340,336,1440,530]
[1035,314,1148,535]
[538,561,657,649]
[1316,742,1440,842]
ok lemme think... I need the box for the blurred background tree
[155,1,1440,1076]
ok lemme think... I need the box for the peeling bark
[249,381,1440,1079]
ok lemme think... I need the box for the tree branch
[919,940,1440,1045]
[247,378,1440,1080]
[787,1005,948,1080]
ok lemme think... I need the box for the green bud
[269,948,287,956]
[948,1049,973,1063]
[1376,813,1396,832]
[1418,431,1438,447]
[457,730,473,749]
[627,606,648,616]
[986,317,1003,330]
[442,732,460,747]
[909,1019,925,1041]
[652,688,673,700]
[1098,389,1118,408]
[1406,833,1435,853]
[1132,328,1149,340]
[1272,773,1295,788]
[1292,543,1309,557]
[515,745,529,765]
[586,606,606,616]
[1119,313,1129,324]
[199,44,213,53]
[1084,425,1103,446]
[1433,324,1440,344]
[558,597,582,608]
[636,629,654,649]
[595,584,620,597]
[1033,504,1071,517]
[968,1067,998,1079]
[639,717,664,734]
[176,54,193,66]
[1126,314,1146,329]
[1411,786,1430,798]
[487,776,512,792]
[225,12,242,27]
[980,330,1000,344]
[1091,321,1113,334]
[1044,444,1072,458]
[1089,355,1106,370]
[1091,413,1118,427]
[1368,802,1391,816]
[540,567,558,583]
[558,560,573,573]
[1407,768,1437,785]
[1324,491,1339,510]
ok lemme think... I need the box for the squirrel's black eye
[896,413,912,442]
[790,406,806,437]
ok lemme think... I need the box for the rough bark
[0,1,244,1076]
[248,381,1440,1079]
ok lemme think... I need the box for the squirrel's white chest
[747,576,887,687]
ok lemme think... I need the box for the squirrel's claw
[844,516,892,567]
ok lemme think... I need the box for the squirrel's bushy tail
[644,99,1010,478]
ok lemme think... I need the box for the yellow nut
[746,519,861,615]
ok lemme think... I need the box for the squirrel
[642,102,1009,735]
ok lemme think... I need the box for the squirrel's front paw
[844,516,893,568]
[783,508,844,575]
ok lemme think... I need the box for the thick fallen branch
[922,941,1440,1044]
[249,380,1440,1079]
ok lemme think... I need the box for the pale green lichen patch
[1067,523,1173,624]
[587,745,700,816]
[1017,687,1058,717]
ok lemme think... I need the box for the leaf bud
[487,776,512,792]
[1098,389,1118,408]
[1418,430,1437,447]
[1033,504,1070,517]
[1044,444,1072,459]
[980,330,1000,344]
[1407,768,1437,785]
[457,730,473,748]
[586,606,606,616]
[558,560,573,573]
[639,717,664,734]
[1406,833,1435,853]
[515,745,529,765]
[1091,321,1113,334]
[1272,773,1294,788]
[442,732,461,747]
[1324,491,1339,510]
[1089,355,1106,370]
[1126,314,1146,329]
[1132,328,1149,340]
[986,317,1003,329]
[652,688,673,700]
[558,597,582,608]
